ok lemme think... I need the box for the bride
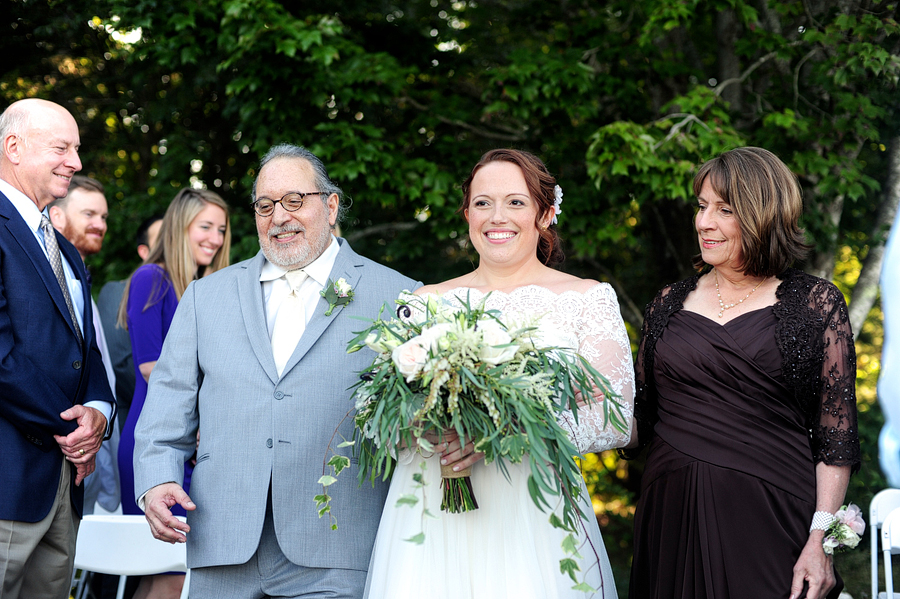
[364,149,635,599]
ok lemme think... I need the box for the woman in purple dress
[117,188,230,599]
[628,147,860,599]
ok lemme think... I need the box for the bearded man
[133,144,419,598]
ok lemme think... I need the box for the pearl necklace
[714,269,767,318]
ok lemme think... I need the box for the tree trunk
[808,140,867,279]
[849,135,900,334]
[807,194,845,279]
[716,8,742,112]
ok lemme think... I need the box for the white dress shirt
[259,234,341,339]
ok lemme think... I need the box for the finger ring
[79,448,85,456]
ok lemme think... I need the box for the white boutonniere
[321,277,354,316]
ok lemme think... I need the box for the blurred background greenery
[6,1,900,596]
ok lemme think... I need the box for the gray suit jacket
[133,239,418,570]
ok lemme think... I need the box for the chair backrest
[873,489,900,528]
[872,489,900,599]
[74,515,187,576]
[883,508,900,552]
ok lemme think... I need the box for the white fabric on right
[879,211,900,486]
[271,269,308,377]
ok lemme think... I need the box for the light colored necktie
[271,269,308,376]
[40,215,83,346]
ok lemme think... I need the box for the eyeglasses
[252,192,324,217]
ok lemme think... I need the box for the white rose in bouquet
[478,318,518,365]
[417,322,454,353]
[392,337,429,381]
[364,331,387,353]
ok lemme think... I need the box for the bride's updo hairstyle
[460,148,564,266]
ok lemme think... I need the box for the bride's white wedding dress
[363,284,635,599]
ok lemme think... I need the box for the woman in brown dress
[628,147,860,599]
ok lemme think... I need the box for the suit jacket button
[274,391,284,400]
[72,360,82,370]
[266,438,273,448]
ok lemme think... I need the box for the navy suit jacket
[0,190,115,522]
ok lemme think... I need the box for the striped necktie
[40,215,83,346]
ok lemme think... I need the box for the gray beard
[259,224,331,269]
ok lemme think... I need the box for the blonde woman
[117,188,230,599]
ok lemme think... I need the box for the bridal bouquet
[316,292,629,575]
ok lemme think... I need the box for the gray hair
[252,143,348,225]
[0,104,31,146]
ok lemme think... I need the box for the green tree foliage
[5,2,898,594]
[5,0,897,304]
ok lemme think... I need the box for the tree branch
[399,95,526,142]
[849,135,900,333]
[652,114,711,151]
[793,48,819,112]
[802,0,825,31]
[714,41,803,97]
[808,139,867,278]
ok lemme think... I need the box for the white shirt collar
[259,234,341,286]
[0,177,46,233]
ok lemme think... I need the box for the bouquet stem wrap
[440,464,478,512]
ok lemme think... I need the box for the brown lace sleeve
[809,281,861,471]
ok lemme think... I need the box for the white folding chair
[872,489,900,599]
[882,506,900,598]
[72,514,190,599]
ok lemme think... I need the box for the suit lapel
[0,193,83,345]
[237,252,280,384]
[281,239,362,376]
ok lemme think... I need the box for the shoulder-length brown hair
[692,146,811,276]
[117,188,232,329]
[459,148,564,266]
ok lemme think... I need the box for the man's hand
[54,405,107,486]
[143,483,195,544]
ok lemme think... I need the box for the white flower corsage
[321,277,354,316]
[822,503,865,555]
[551,184,563,224]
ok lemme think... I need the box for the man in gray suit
[133,144,419,598]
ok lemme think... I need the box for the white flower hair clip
[551,185,563,225]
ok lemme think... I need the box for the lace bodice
[414,284,636,454]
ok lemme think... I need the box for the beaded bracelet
[809,510,836,533]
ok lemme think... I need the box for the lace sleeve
[809,282,860,470]
[557,284,635,454]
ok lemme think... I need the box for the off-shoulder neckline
[413,282,610,299]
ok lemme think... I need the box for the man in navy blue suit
[0,98,116,599]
